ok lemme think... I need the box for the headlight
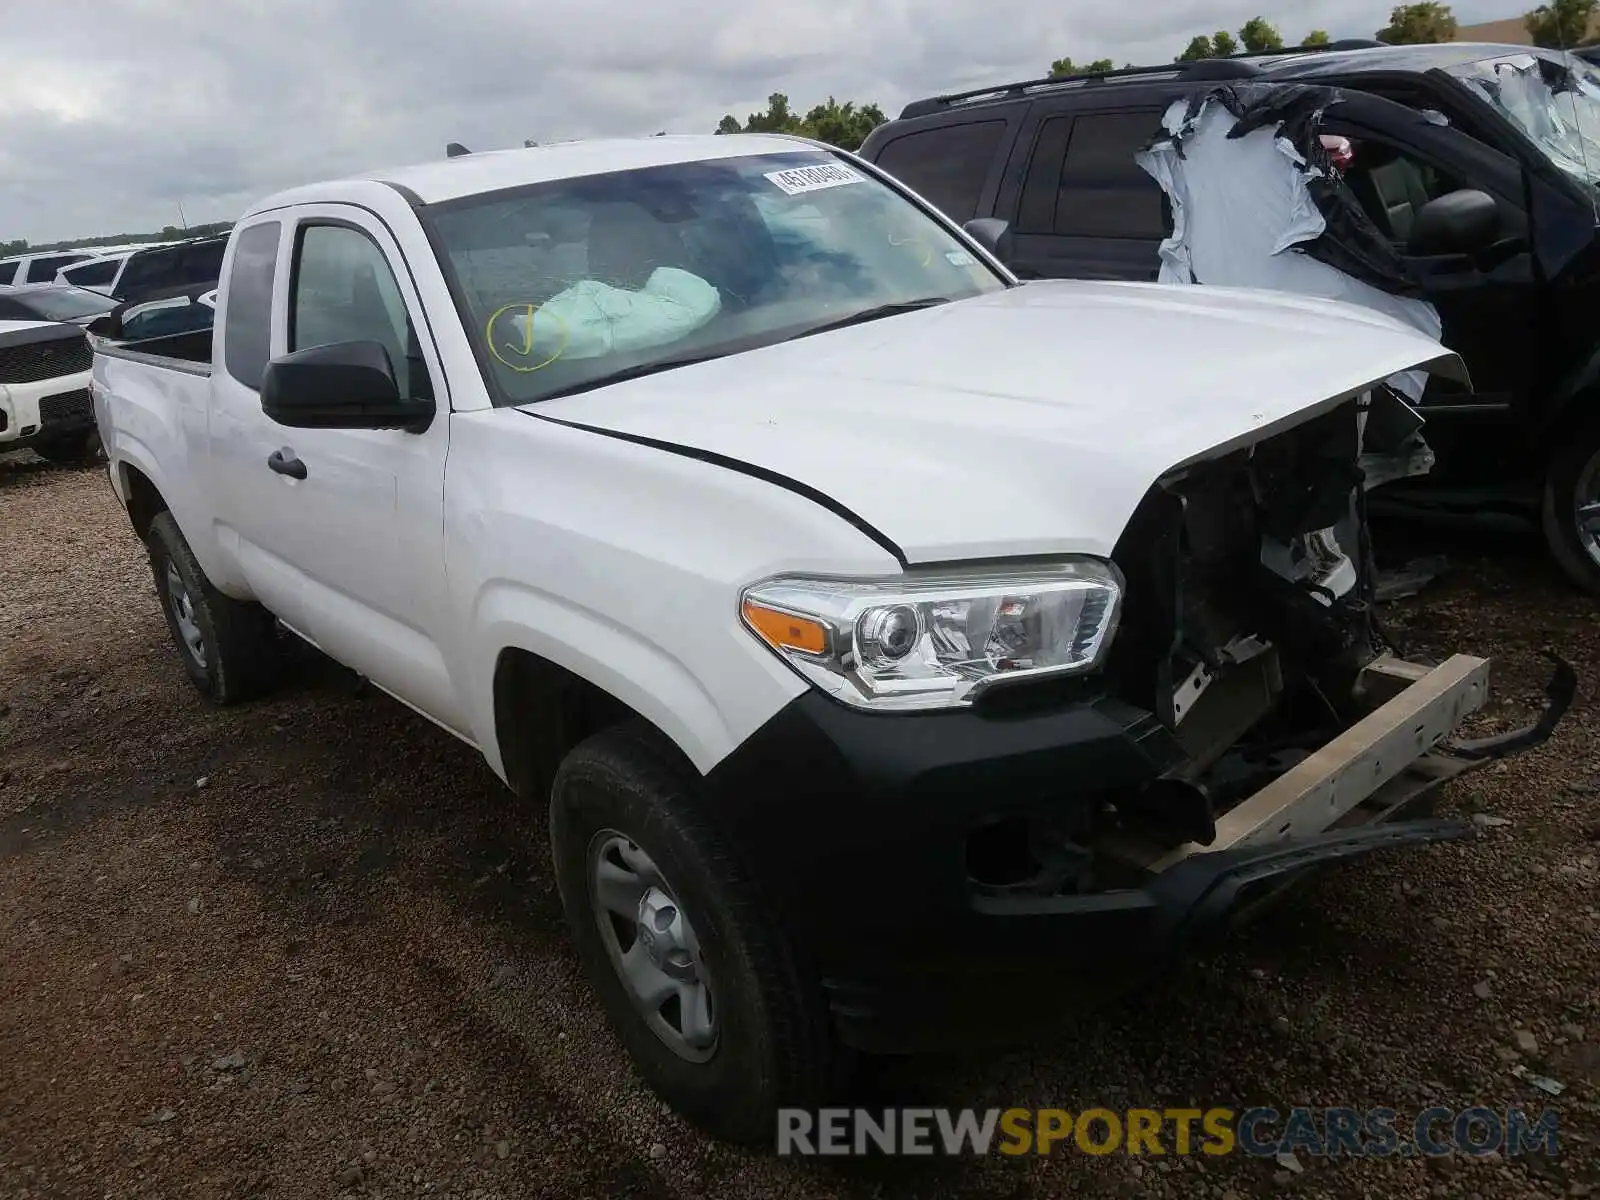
[741,560,1123,711]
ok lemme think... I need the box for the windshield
[19,286,115,321]
[1449,52,1600,187]
[428,149,1008,406]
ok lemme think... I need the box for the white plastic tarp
[1135,97,1441,401]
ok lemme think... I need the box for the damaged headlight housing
[740,561,1123,711]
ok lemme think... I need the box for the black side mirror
[962,217,1015,265]
[1407,189,1499,258]
[86,316,114,339]
[260,340,434,433]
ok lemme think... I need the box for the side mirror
[86,316,114,339]
[962,217,1015,265]
[260,340,434,432]
[1407,189,1499,258]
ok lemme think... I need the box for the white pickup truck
[95,133,1517,1144]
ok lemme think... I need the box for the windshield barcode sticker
[764,163,867,195]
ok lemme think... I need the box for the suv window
[290,224,420,399]
[64,258,120,286]
[116,248,183,298]
[870,121,1008,222]
[22,254,89,282]
[1018,111,1170,239]
[1341,141,1464,243]
[223,223,280,389]
[180,240,227,284]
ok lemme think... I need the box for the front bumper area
[0,370,95,449]
[701,653,1531,1053]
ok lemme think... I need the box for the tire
[145,511,279,704]
[550,722,837,1145]
[1541,415,1600,596]
[32,430,98,465]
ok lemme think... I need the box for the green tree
[1526,0,1598,46]
[1238,17,1285,52]
[713,93,886,151]
[1213,30,1240,55]
[1376,2,1459,43]
[1176,34,1215,61]
[1049,56,1114,76]
[1302,30,1332,46]
[798,97,888,151]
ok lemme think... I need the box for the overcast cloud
[1,0,1518,243]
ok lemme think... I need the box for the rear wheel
[1541,416,1600,596]
[549,722,837,1145]
[145,512,280,704]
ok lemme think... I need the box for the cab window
[289,224,424,399]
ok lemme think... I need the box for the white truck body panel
[93,134,1467,776]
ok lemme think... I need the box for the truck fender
[467,581,780,781]
[110,436,250,597]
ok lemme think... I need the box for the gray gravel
[1,452,1596,1198]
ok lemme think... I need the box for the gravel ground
[1,453,1596,1200]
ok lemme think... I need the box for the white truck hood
[531,280,1464,564]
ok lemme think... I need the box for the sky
[1,0,1521,244]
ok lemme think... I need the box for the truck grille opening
[0,336,92,384]
[38,389,92,426]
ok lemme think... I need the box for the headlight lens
[741,560,1123,711]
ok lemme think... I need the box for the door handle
[267,448,307,479]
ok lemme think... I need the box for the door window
[290,224,421,399]
[870,120,1008,222]
[22,254,90,282]
[64,258,120,287]
[1018,111,1170,238]
[1340,141,1465,243]
[116,249,183,298]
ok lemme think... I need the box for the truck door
[208,206,467,736]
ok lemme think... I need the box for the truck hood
[530,280,1464,564]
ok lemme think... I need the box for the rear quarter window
[869,120,1009,222]
[222,224,281,389]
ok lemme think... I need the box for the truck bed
[95,329,213,376]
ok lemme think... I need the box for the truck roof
[246,133,825,215]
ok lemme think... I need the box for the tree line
[2,221,233,260]
[1051,2,1599,76]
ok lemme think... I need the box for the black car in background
[0,283,115,327]
[107,235,228,304]
[857,41,1600,594]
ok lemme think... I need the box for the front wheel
[1541,417,1600,596]
[549,723,837,1145]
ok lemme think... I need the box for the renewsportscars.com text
[777,1106,1561,1158]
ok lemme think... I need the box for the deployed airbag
[513,267,721,361]
[1135,83,1442,400]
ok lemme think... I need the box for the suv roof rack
[897,39,1384,120]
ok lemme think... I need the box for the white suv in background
[56,250,137,294]
[0,250,95,286]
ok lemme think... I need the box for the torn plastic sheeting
[512,267,721,362]
[1135,84,1442,402]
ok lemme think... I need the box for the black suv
[108,235,229,304]
[858,42,1600,593]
